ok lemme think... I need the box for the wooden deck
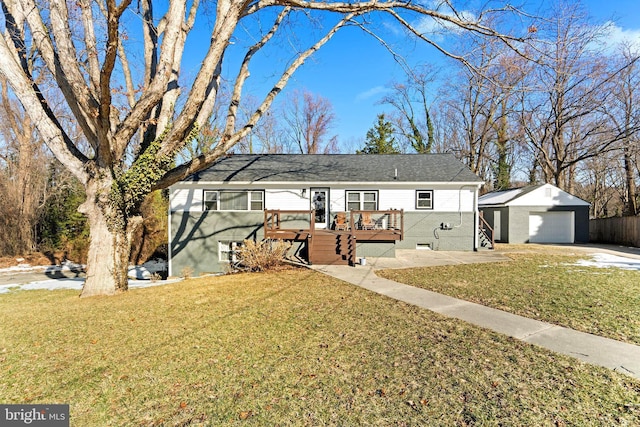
[264,209,404,265]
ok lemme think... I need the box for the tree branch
[6,0,99,147]
[225,7,291,136]
[79,0,101,94]
[113,0,188,153]
[154,10,356,189]
[0,35,89,183]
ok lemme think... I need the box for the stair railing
[478,211,495,249]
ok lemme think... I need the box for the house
[478,183,590,244]
[168,154,484,276]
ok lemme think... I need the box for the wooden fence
[589,217,640,247]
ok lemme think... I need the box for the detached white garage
[479,184,590,244]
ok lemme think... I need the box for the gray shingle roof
[185,154,482,184]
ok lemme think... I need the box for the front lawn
[378,250,640,346]
[1,269,639,425]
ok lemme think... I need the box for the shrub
[180,266,194,279]
[235,239,292,272]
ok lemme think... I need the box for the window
[250,191,264,211]
[219,241,243,263]
[346,191,378,210]
[220,191,248,210]
[203,191,218,211]
[203,190,264,211]
[416,190,433,210]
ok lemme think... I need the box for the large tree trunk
[623,147,638,216]
[78,178,140,298]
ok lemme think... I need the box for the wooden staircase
[478,212,494,250]
[308,230,356,265]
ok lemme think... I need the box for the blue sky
[207,1,640,151]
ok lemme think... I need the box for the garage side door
[529,211,574,243]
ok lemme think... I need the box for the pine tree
[357,114,400,154]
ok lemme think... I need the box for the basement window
[219,241,243,263]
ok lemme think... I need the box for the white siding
[380,189,412,210]
[433,188,475,212]
[265,189,309,210]
[170,188,202,212]
[329,187,348,211]
[378,188,475,212]
[509,183,589,207]
[170,184,479,212]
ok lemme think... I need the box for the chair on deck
[335,212,349,230]
[360,212,375,230]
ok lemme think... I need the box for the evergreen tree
[357,114,400,154]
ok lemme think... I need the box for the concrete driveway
[0,268,85,287]
[360,243,640,270]
[362,248,511,269]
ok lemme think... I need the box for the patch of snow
[128,266,151,280]
[0,264,48,274]
[1,260,165,276]
[572,253,640,271]
[128,259,167,279]
[0,258,174,294]
[0,277,181,294]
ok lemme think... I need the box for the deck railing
[348,209,404,240]
[263,209,403,241]
[264,209,316,239]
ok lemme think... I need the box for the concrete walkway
[311,246,640,380]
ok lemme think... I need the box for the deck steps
[478,227,494,250]
[309,231,355,265]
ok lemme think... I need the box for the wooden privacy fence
[590,217,640,247]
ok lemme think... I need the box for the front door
[311,188,330,229]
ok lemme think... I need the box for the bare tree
[251,110,287,154]
[282,89,338,154]
[604,45,640,216]
[439,35,524,187]
[518,1,635,193]
[580,153,626,218]
[0,0,527,296]
[0,76,49,255]
[381,66,438,154]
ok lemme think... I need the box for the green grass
[378,251,640,346]
[1,268,639,426]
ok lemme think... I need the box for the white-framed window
[346,191,378,211]
[416,190,433,210]
[203,190,264,211]
[250,191,264,211]
[219,241,243,263]
[203,190,218,211]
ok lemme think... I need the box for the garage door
[529,211,574,243]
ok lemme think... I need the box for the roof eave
[172,180,484,187]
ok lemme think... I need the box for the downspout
[455,184,481,251]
